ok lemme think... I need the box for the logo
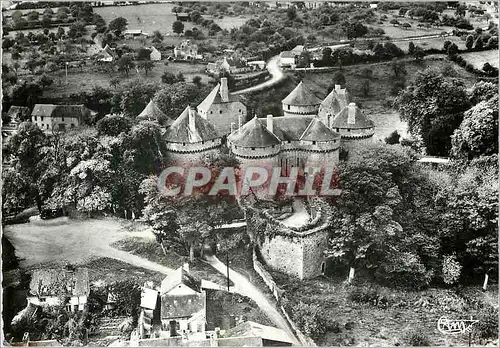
[156,165,341,198]
[437,316,479,335]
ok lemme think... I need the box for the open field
[42,61,213,98]
[392,35,464,51]
[94,4,246,36]
[460,49,499,68]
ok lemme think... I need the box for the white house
[150,46,161,61]
[279,51,296,68]
[174,40,198,60]
[27,268,90,312]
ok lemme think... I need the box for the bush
[289,302,328,340]
[474,306,499,340]
[402,327,431,346]
[442,254,462,285]
[385,130,400,144]
[347,284,391,308]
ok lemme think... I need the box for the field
[392,35,465,51]
[42,60,213,98]
[94,4,247,36]
[460,49,499,69]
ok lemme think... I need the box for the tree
[408,41,415,55]
[172,20,184,35]
[443,40,452,52]
[151,30,163,44]
[109,17,128,37]
[116,56,135,76]
[68,21,87,39]
[96,114,132,136]
[361,80,370,97]
[26,11,39,22]
[474,37,484,49]
[394,69,471,156]
[136,48,151,61]
[402,22,411,29]
[112,81,157,117]
[385,130,401,144]
[390,19,399,26]
[192,75,202,86]
[344,21,368,39]
[287,6,297,20]
[450,95,498,160]
[413,46,425,61]
[465,34,474,50]
[138,61,154,76]
[332,71,346,87]
[447,42,458,56]
[391,61,407,78]
[38,74,54,89]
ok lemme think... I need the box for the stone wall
[206,101,247,136]
[166,147,222,165]
[300,228,329,279]
[261,234,305,279]
[282,104,319,117]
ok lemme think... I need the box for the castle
[137,78,375,280]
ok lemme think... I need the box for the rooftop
[163,106,220,143]
[318,86,350,117]
[228,116,281,147]
[282,81,323,106]
[331,102,375,129]
[137,100,173,126]
[31,104,90,119]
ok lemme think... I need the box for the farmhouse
[31,104,92,132]
[174,40,198,60]
[160,266,206,336]
[98,44,116,62]
[175,12,190,21]
[124,29,149,39]
[279,51,296,68]
[197,77,247,135]
[27,268,90,312]
[150,46,161,61]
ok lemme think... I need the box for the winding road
[232,55,285,95]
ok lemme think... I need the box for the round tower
[331,102,375,151]
[282,81,322,117]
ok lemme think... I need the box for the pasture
[460,49,499,68]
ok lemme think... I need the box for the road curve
[205,255,300,345]
[232,56,285,95]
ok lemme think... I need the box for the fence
[252,247,317,347]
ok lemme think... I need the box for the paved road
[232,56,284,95]
[205,255,300,346]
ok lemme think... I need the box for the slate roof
[318,87,350,118]
[161,266,202,295]
[163,106,220,143]
[197,83,240,111]
[331,103,375,129]
[225,321,294,345]
[161,293,206,319]
[137,100,173,126]
[7,106,30,121]
[29,268,90,297]
[300,117,341,142]
[282,81,323,106]
[228,116,281,147]
[31,104,90,120]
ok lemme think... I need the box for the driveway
[205,255,300,345]
[232,56,285,95]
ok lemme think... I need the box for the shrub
[385,130,401,144]
[442,254,462,284]
[289,302,327,340]
[347,284,391,308]
[402,327,431,346]
[474,306,499,340]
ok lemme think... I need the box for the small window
[251,147,255,150]
[71,124,75,128]
[287,105,290,110]
[46,124,49,129]
[336,128,339,132]
[182,142,186,146]
[347,129,350,132]
[219,110,222,114]
[40,298,46,302]
[34,116,37,121]
[312,141,316,145]
[210,111,213,114]
[238,109,241,112]
[62,117,65,121]
[41,116,44,121]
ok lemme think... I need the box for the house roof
[7,106,30,120]
[137,100,173,125]
[124,29,142,35]
[102,44,115,58]
[280,51,295,59]
[150,46,161,54]
[29,268,90,297]
[31,104,89,119]
[291,45,304,53]
[197,83,239,111]
[331,102,375,129]
[140,287,159,310]
[318,87,350,118]
[161,293,206,319]
[225,321,294,345]
[282,81,323,106]
[300,117,341,142]
[228,116,281,147]
[163,106,220,143]
[160,266,202,294]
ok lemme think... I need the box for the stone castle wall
[205,101,247,136]
[282,104,319,117]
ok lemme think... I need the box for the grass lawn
[42,60,213,98]
[392,35,465,51]
[271,271,499,346]
[460,49,499,69]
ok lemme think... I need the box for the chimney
[347,102,356,125]
[220,78,229,102]
[335,84,341,92]
[238,113,242,133]
[266,114,273,133]
[188,108,196,133]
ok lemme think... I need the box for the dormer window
[312,141,316,145]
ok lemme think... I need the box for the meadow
[460,49,499,68]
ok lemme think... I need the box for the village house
[163,106,223,164]
[175,12,190,21]
[197,77,247,135]
[27,268,90,312]
[31,104,92,132]
[160,265,207,337]
[98,44,116,62]
[174,40,199,60]
[149,46,161,61]
[124,29,150,39]
[247,60,267,71]
[206,57,251,75]
[279,51,296,68]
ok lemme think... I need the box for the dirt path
[232,56,284,95]
[205,255,300,346]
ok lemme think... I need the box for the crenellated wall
[282,104,319,117]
